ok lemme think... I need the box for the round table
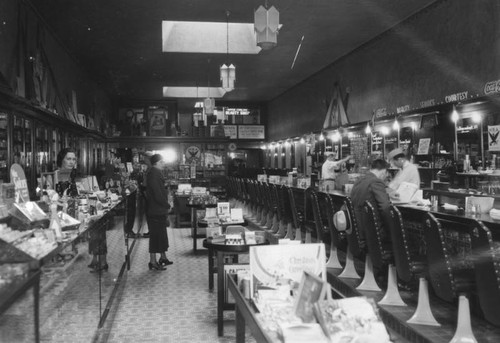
[202,238,268,337]
[186,203,217,251]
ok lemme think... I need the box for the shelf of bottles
[0,113,8,182]
[12,115,33,193]
[50,129,62,172]
[34,124,49,188]
[90,141,105,175]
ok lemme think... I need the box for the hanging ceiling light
[254,2,279,50]
[451,104,459,123]
[365,122,372,134]
[205,60,215,115]
[393,118,400,131]
[220,11,236,91]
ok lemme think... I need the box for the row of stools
[226,176,500,342]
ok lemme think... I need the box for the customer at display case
[350,158,392,247]
[145,154,172,270]
[386,148,420,199]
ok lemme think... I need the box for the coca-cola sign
[484,79,500,95]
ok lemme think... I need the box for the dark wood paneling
[268,0,500,140]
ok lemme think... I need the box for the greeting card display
[249,243,326,298]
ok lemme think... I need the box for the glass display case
[0,113,8,182]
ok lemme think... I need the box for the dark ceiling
[28,0,438,113]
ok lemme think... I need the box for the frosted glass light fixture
[451,105,459,123]
[254,3,279,50]
[220,11,236,91]
[220,64,236,90]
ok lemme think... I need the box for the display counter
[0,191,138,342]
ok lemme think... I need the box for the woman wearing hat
[387,148,420,198]
[145,154,172,270]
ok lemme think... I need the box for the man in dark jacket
[350,159,391,248]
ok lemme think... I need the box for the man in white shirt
[387,148,420,199]
[321,152,351,190]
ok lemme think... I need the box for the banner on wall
[488,125,500,151]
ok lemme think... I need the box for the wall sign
[185,145,201,162]
[210,125,237,139]
[417,138,431,155]
[445,91,468,103]
[11,164,30,203]
[420,99,435,108]
[371,132,383,153]
[484,79,500,95]
[238,125,265,139]
[396,105,410,114]
[488,125,500,151]
[374,108,388,119]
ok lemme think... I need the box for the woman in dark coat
[145,154,172,270]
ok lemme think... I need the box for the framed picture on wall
[118,101,177,137]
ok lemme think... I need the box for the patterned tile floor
[100,224,255,343]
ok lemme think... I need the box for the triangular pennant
[323,84,350,129]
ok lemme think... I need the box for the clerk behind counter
[54,147,78,196]
[386,148,420,200]
[321,152,352,190]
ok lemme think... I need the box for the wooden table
[202,238,267,337]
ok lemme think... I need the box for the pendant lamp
[220,11,236,91]
[254,2,279,50]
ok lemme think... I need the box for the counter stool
[470,221,500,327]
[303,187,317,243]
[278,185,294,239]
[355,201,392,292]
[424,213,477,340]
[324,194,345,269]
[287,187,304,243]
[337,197,361,279]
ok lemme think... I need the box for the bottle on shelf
[464,155,471,173]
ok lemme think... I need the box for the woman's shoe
[90,264,109,273]
[88,261,98,269]
[148,262,166,271]
[159,258,174,266]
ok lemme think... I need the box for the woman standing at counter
[145,154,172,271]
[321,152,351,191]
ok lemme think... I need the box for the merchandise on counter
[9,201,48,224]
[0,262,30,287]
[0,224,33,243]
[313,297,391,343]
[15,233,58,260]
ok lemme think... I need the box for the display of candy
[0,224,33,244]
[15,235,58,260]
[0,263,30,287]
[188,193,218,206]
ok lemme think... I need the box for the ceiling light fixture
[451,104,459,123]
[205,60,215,115]
[220,10,236,91]
[254,1,279,50]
